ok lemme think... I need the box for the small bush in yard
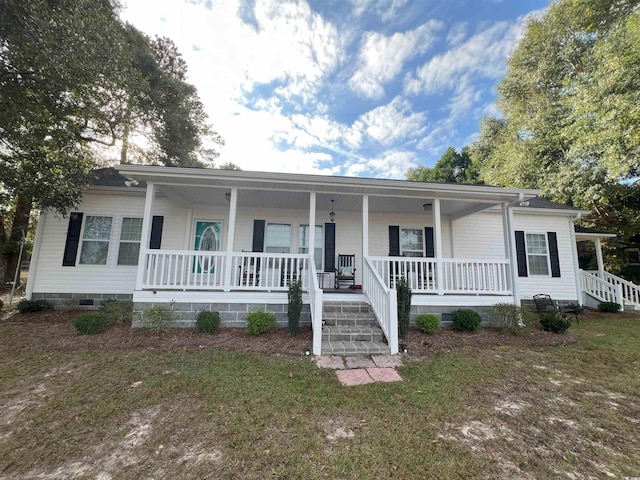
[74,312,109,335]
[396,277,412,338]
[100,299,133,324]
[451,309,482,332]
[598,301,621,313]
[17,299,53,313]
[415,313,440,334]
[539,312,572,333]
[246,310,277,335]
[142,305,175,334]
[196,310,220,333]
[490,303,535,332]
[287,280,303,336]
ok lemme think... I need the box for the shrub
[196,310,220,333]
[490,303,531,332]
[287,280,303,336]
[142,305,174,334]
[0,299,3,310]
[539,312,572,333]
[415,314,440,334]
[17,299,53,313]
[396,277,412,338]
[246,310,277,335]
[598,301,621,313]
[100,299,133,324]
[451,309,482,332]
[74,312,109,335]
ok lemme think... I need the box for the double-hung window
[79,216,113,265]
[526,233,549,275]
[265,223,291,253]
[118,217,143,265]
[400,228,424,257]
[299,224,323,270]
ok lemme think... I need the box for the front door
[194,221,221,273]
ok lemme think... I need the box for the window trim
[400,227,425,257]
[524,232,551,276]
[265,223,292,253]
[298,224,323,270]
[117,217,143,266]
[78,215,114,266]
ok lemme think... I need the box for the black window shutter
[425,227,434,257]
[149,216,164,249]
[62,212,83,266]
[252,220,265,252]
[324,222,335,272]
[547,232,561,277]
[515,230,528,277]
[389,226,400,256]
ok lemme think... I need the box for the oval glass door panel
[194,221,221,273]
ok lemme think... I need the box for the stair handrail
[597,270,640,306]
[307,255,323,355]
[580,270,622,305]
[363,256,398,354]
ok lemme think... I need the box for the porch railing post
[223,187,238,292]
[136,182,155,290]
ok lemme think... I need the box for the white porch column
[434,198,444,295]
[594,238,604,273]
[569,218,584,305]
[502,202,520,305]
[223,187,238,292]
[362,195,369,257]
[308,192,316,272]
[25,211,46,300]
[135,182,155,290]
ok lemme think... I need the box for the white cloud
[345,150,418,179]
[349,0,408,22]
[403,15,530,95]
[354,96,426,145]
[349,20,443,98]
[446,21,467,47]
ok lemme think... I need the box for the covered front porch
[120,165,537,354]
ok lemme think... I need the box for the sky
[120,0,550,179]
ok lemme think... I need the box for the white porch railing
[307,256,323,356]
[580,270,622,304]
[140,250,308,291]
[586,270,639,306]
[363,257,398,354]
[142,250,226,289]
[368,256,511,295]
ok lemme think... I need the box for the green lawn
[0,317,639,479]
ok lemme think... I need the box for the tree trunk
[2,196,32,286]
[120,106,131,163]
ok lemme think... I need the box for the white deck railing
[586,270,639,306]
[581,270,624,305]
[142,250,226,289]
[141,250,308,291]
[368,256,511,295]
[307,256,323,355]
[363,257,398,354]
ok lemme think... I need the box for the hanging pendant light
[330,199,336,223]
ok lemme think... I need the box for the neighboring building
[25,166,639,355]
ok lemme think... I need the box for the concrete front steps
[321,301,390,356]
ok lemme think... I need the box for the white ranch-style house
[26,166,639,355]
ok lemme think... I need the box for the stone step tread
[323,325,383,334]
[321,340,391,356]
[322,312,377,319]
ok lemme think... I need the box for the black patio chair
[533,293,579,323]
[334,254,356,289]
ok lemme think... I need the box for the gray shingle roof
[92,167,146,188]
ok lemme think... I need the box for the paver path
[315,355,404,386]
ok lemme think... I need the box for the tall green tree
[0,0,223,283]
[407,146,479,184]
[468,0,640,272]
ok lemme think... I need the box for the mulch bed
[2,308,638,360]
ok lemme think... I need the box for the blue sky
[121,0,549,178]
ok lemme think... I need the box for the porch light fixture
[225,192,231,202]
[329,199,336,223]
[124,179,139,187]
[422,202,433,212]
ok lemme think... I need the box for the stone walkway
[315,355,404,386]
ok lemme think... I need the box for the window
[401,228,424,257]
[299,225,323,269]
[626,248,640,265]
[526,233,549,275]
[118,217,143,265]
[79,216,112,265]
[265,223,291,253]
